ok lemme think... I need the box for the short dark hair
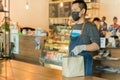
[72,0,87,14]
[93,17,101,22]
[113,16,117,20]
[102,16,106,20]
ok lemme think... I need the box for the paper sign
[100,37,106,48]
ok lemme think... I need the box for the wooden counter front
[0,60,107,80]
[14,35,45,64]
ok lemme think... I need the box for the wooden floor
[0,59,107,80]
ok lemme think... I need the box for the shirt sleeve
[88,24,100,46]
[108,25,113,31]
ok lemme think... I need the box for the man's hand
[71,45,87,55]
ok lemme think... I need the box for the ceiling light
[25,1,29,10]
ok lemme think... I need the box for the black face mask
[72,12,80,21]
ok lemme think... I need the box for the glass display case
[40,25,70,66]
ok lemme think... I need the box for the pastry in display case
[40,25,70,66]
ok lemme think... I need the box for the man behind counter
[69,0,100,76]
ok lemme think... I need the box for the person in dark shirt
[92,17,101,31]
[69,0,100,76]
[100,16,107,31]
[100,16,107,37]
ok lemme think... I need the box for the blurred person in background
[108,16,120,36]
[100,16,107,31]
[92,17,101,31]
[100,16,107,37]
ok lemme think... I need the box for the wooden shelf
[0,10,9,12]
[49,17,69,19]
[49,0,74,4]
[49,0,96,4]
[88,7,99,10]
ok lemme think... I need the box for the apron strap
[70,22,86,35]
[81,22,86,35]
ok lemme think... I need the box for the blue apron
[69,31,93,76]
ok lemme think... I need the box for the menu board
[49,3,58,18]
[49,2,71,18]
[58,2,71,17]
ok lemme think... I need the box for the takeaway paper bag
[62,56,84,77]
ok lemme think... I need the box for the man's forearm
[86,43,99,51]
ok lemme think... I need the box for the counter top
[0,60,107,80]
